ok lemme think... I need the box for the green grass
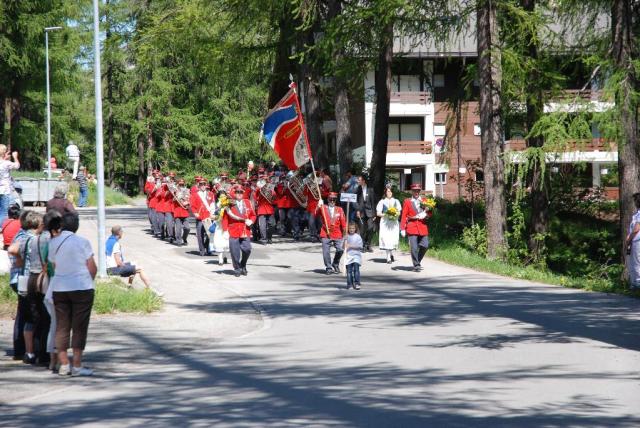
[0,275,162,316]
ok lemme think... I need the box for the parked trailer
[15,177,64,205]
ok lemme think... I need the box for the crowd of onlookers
[4,198,97,376]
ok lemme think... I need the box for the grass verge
[397,237,639,297]
[0,275,162,318]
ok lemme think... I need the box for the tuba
[303,173,321,201]
[259,180,276,204]
[286,171,308,208]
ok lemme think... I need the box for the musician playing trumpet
[172,178,191,246]
[253,174,276,244]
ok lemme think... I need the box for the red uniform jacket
[190,190,215,221]
[222,199,257,239]
[144,181,155,206]
[148,184,160,209]
[400,198,432,236]
[155,184,169,213]
[172,190,190,218]
[253,189,275,215]
[319,205,346,240]
[304,186,320,215]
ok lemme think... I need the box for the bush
[461,223,488,257]
[93,279,163,314]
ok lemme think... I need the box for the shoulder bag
[16,236,32,295]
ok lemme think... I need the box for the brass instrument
[176,187,190,209]
[286,171,308,208]
[259,180,276,204]
[303,173,321,200]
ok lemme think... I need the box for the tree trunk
[522,0,549,260]
[3,97,11,150]
[369,21,394,205]
[328,0,353,178]
[303,73,328,170]
[268,16,294,109]
[137,105,146,192]
[106,0,116,187]
[477,0,507,259]
[612,0,640,268]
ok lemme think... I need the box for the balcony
[506,138,617,152]
[388,140,432,154]
[390,91,431,105]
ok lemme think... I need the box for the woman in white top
[376,186,402,264]
[211,189,230,265]
[46,211,97,376]
[626,192,640,289]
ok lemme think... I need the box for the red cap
[194,175,202,181]
[198,177,208,184]
[169,171,176,177]
[232,184,245,193]
[328,192,339,199]
[177,179,185,185]
[410,183,422,190]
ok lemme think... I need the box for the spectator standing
[46,183,76,215]
[65,141,80,179]
[2,204,22,250]
[625,192,640,289]
[7,210,27,360]
[46,212,97,376]
[341,170,358,221]
[76,166,89,207]
[0,145,20,224]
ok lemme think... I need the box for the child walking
[345,222,363,290]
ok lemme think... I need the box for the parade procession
[141,84,435,283]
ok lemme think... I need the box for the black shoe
[413,266,421,272]
[390,255,395,262]
[12,354,24,361]
[23,354,36,365]
[206,251,213,256]
[223,257,228,264]
[241,268,248,276]
[326,268,333,275]
[234,270,242,277]
[332,264,340,273]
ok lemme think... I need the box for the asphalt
[1,206,639,427]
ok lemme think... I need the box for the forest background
[1,0,639,293]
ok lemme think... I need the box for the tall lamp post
[92,0,107,277]
[44,26,62,179]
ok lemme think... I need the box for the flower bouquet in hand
[214,194,232,220]
[384,206,400,221]
[420,195,437,212]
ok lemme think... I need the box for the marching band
[143,162,432,278]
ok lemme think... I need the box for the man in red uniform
[304,170,330,242]
[222,184,257,277]
[144,171,157,231]
[254,174,276,244]
[172,179,191,246]
[319,192,347,274]
[162,172,177,242]
[400,183,432,271]
[190,175,202,196]
[190,177,215,256]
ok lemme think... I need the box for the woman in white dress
[211,190,230,265]
[376,186,402,264]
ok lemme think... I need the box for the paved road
[1,207,639,427]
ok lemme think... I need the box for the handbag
[16,236,32,295]
[35,235,49,294]
[208,222,217,234]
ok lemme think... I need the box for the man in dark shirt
[46,184,76,215]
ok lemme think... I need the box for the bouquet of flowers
[213,194,232,220]
[384,206,400,221]
[420,195,437,211]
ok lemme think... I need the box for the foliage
[461,223,488,258]
[93,278,163,314]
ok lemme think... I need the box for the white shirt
[0,160,19,195]
[106,241,122,268]
[361,186,367,201]
[65,144,80,158]
[48,231,94,292]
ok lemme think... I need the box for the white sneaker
[71,366,93,377]
[58,364,71,376]
[150,287,164,297]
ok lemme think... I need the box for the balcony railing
[506,138,617,152]
[388,140,432,154]
[390,91,431,105]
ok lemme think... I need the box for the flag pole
[289,79,330,236]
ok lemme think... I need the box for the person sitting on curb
[105,225,163,297]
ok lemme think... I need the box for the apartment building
[339,18,617,201]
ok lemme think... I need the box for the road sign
[340,193,357,203]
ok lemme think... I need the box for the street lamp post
[92,0,107,277]
[44,26,62,179]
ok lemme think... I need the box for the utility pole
[44,26,62,179]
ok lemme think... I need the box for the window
[475,170,484,182]
[435,172,447,184]
[388,120,424,141]
[433,74,445,87]
[473,124,481,136]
